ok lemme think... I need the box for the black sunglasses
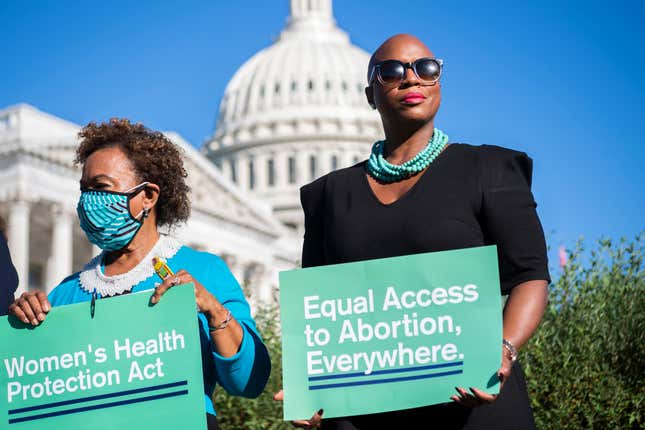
[368,57,443,87]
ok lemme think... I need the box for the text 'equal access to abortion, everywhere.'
[303,285,478,383]
[280,246,503,420]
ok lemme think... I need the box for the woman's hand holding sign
[451,280,548,407]
[150,268,220,313]
[9,291,51,326]
[451,347,513,406]
[273,390,324,429]
[150,267,245,358]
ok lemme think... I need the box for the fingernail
[23,318,29,324]
[38,313,45,321]
[317,409,324,415]
[32,319,38,325]
[151,297,157,304]
[43,304,50,312]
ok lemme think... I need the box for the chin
[397,108,434,124]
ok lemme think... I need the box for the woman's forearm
[206,301,244,357]
[502,280,548,350]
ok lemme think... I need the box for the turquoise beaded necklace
[367,128,449,183]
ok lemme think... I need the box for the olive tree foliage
[522,233,644,429]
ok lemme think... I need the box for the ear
[141,183,160,211]
[365,86,376,109]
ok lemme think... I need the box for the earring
[142,207,150,218]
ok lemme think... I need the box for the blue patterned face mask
[77,182,149,251]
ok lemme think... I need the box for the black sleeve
[300,177,327,268]
[478,146,551,294]
[0,234,19,316]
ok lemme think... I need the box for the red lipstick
[401,92,426,104]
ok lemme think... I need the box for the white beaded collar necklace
[79,235,182,297]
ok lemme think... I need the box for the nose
[400,64,420,87]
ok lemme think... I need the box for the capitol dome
[203,0,383,232]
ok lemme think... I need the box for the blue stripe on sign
[8,389,189,424]
[308,361,464,382]
[308,369,463,390]
[8,380,188,415]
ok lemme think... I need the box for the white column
[341,150,354,169]
[237,155,249,192]
[242,261,267,309]
[275,152,287,188]
[254,264,272,304]
[256,153,268,193]
[7,201,30,297]
[320,149,332,176]
[233,258,246,290]
[296,150,308,185]
[46,205,73,293]
[219,156,231,179]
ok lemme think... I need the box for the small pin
[91,289,97,318]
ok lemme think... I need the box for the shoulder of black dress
[475,143,529,158]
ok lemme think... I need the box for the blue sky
[1,0,643,266]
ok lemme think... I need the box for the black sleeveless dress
[299,143,550,430]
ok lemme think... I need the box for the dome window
[249,160,256,190]
[325,80,331,90]
[288,156,297,184]
[308,80,314,91]
[230,159,237,183]
[331,155,338,171]
[291,81,298,92]
[259,86,265,97]
[309,155,317,180]
[342,81,348,92]
[274,83,280,94]
[267,158,276,186]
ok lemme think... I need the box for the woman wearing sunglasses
[283,34,550,429]
[8,119,271,430]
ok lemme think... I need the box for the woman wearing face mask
[276,34,550,429]
[8,119,271,430]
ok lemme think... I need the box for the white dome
[210,0,381,147]
[203,0,383,233]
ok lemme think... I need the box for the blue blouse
[48,244,271,416]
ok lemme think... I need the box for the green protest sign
[279,246,503,420]
[0,284,206,429]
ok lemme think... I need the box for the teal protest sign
[0,284,206,429]
[279,245,503,420]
